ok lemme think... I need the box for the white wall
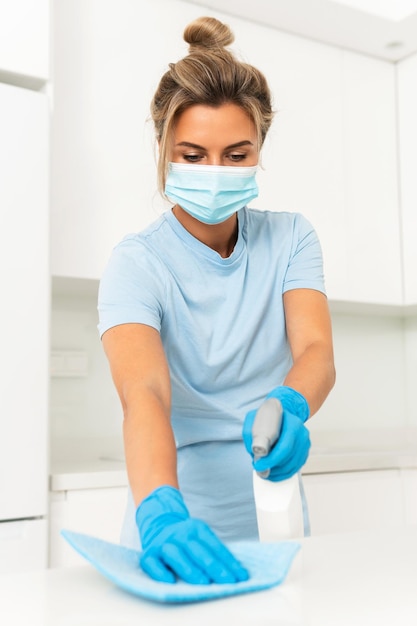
[50,289,122,442]
[312,313,407,432]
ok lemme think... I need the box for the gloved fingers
[253,418,310,478]
[183,539,240,584]
[267,443,311,481]
[141,542,211,585]
[140,525,250,585]
[252,423,297,473]
[194,521,250,582]
[139,548,177,584]
[160,542,212,585]
[242,409,257,456]
[258,412,307,468]
[268,464,302,482]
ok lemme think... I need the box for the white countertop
[50,437,128,491]
[2,525,417,625]
[305,427,417,474]
[50,429,417,492]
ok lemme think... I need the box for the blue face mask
[165,162,259,225]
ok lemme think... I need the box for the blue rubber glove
[136,485,250,585]
[242,386,311,482]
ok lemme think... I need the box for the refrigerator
[0,81,49,573]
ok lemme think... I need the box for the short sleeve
[97,236,166,338]
[283,213,326,294]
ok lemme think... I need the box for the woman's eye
[228,153,247,162]
[183,154,202,162]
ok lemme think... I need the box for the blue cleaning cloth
[61,529,300,604]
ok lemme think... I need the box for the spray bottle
[252,397,304,542]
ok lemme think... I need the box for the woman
[98,16,335,585]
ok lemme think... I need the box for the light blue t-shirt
[98,207,325,545]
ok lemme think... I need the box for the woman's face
[171,102,259,167]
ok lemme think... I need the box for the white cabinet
[397,52,417,306]
[0,520,48,574]
[0,0,49,81]
[258,42,400,304]
[49,487,128,567]
[269,48,400,304]
[50,0,182,280]
[0,83,49,521]
[303,470,404,535]
[340,52,401,305]
[251,32,347,301]
[49,468,412,562]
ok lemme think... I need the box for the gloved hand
[136,485,250,585]
[242,386,311,482]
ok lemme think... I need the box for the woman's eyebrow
[175,140,254,150]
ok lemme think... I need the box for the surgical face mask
[165,162,259,225]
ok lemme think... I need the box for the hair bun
[183,16,234,51]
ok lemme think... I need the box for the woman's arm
[283,288,336,416]
[103,322,250,584]
[102,323,178,507]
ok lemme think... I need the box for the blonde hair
[151,16,274,194]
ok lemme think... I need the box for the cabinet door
[247,31,347,302]
[49,487,128,567]
[303,470,404,535]
[0,519,47,573]
[50,0,190,280]
[0,84,49,520]
[341,51,401,305]
[233,26,400,305]
[0,0,49,80]
[397,52,417,306]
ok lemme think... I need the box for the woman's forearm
[283,340,336,417]
[102,324,178,508]
[123,391,178,507]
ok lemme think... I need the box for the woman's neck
[172,205,238,258]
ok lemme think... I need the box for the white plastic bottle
[252,397,304,542]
